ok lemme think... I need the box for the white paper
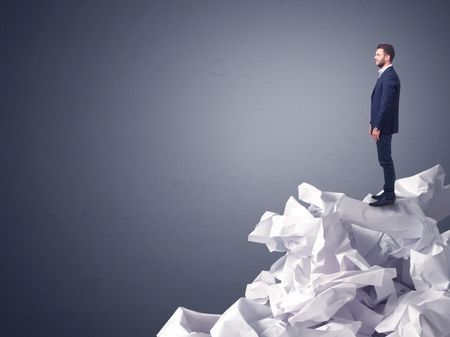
[157,307,220,337]
[158,164,450,337]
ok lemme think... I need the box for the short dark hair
[377,43,395,62]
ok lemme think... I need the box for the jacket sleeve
[373,75,397,129]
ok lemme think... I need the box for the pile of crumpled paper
[158,164,450,337]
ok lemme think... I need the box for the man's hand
[371,127,380,141]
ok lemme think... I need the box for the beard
[377,59,386,68]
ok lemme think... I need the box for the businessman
[369,43,400,207]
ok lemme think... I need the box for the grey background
[2,1,450,336]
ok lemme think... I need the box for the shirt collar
[378,64,393,77]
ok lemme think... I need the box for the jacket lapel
[371,66,393,98]
[378,66,394,80]
[371,77,380,99]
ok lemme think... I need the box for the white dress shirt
[378,64,393,78]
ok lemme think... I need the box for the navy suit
[370,66,400,199]
[370,66,400,134]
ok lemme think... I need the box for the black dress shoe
[371,192,385,200]
[369,195,396,207]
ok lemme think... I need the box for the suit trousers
[376,133,396,198]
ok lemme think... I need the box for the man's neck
[380,63,393,71]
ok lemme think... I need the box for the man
[369,43,400,207]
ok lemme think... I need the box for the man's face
[374,48,389,68]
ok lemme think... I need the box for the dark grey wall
[2,1,450,336]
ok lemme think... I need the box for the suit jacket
[370,66,400,135]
